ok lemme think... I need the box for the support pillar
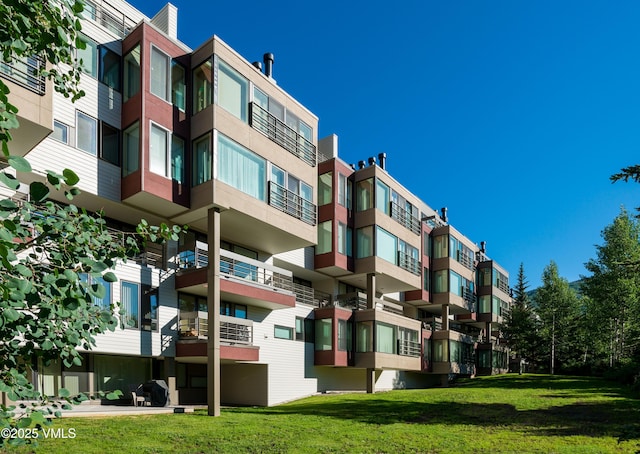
[441,304,450,331]
[207,208,221,416]
[366,368,376,394]
[366,273,376,309]
[164,357,178,406]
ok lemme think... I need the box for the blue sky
[133,0,640,289]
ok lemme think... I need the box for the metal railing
[461,287,477,312]
[250,102,316,166]
[496,279,510,294]
[293,283,332,307]
[84,0,136,38]
[177,245,294,293]
[390,201,421,235]
[178,311,253,345]
[0,55,46,95]
[397,339,421,357]
[398,251,421,276]
[268,181,316,225]
[456,250,475,271]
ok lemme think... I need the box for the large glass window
[318,172,332,206]
[141,288,159,332]
[99,45,121,91]
[478,267,492,287]
[151,46,170,101]
[274,325,293,340]
[121,281,139,329]
[479,295,491,313]
[315,319,332,351]
[376,322,396,354]
[123,45,141,101]
[171,61,186,111]
[76,111,97,155]
[193,134,211,185]
[356,178,374,211]
[194,59,212,113]
[172,136,185,183]
[338,319,349,351]
[433,235,448,259]
[78,35,98,78]
[123,122,140,177]
[150,123,169,176]
[80,274,111,309]
[434,269,448,293]
[450,271,462,296]
[217,59,248,122]
[338,222,347,255]
[218,134,265,200]
[356,226,373,258]
[376,226,397,265]
[317,221,332,255]
[356,321,373,352]
[433,339,448,362]
[100,122,119,165]
[376,180,390,214]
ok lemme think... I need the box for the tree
[534,262,583,374]
[502,263,541,366]
[582,208,640,367]
[0,1,183,447]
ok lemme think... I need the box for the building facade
[0,1,511,407]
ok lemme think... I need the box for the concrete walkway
[58,404,203,418]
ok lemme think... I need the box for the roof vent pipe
[368,156,377,166]
[378,152,387,170]
[263,53,274,78]
[350,163,356,170]
[252,61,263,72]
[440,207,448,223]
[358,160,366,169]
[480,241,486,254]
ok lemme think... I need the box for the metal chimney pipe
[358,160,366,169]
[480,241,486,253]
[263,53,274,78]
[440,207,448,223]
[378,152,387,170]
[252,61,263,72]
[368,156,376,166]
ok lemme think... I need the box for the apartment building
[0,1,511,407]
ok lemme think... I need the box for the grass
[7,374,640,453]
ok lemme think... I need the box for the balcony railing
[84,0,136,38]
[177,244,294,293]
[250,102,316,166]
[390,201,421,235]
[495,279,510,294]
[397,339,421,357]
[293,283,332,307]
[178,311,253,345]
[398,251,421,276]
[268,181,316,225]
[461,287,477,312]
[456,250,475,271]
[0,55,46,95]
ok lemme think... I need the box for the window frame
[274,325,294,340]
[76,111,98,155]
[52,120,68,144]
[150,45,171,102]
[100,121,120,166]
[77,34,98,78]
[122,121,140,177]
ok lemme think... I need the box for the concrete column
[207,207,221,416]
[366,368,376,393]
[164,357,178,406]
[441,304,450,330]
[486,322,492,343]
[366,273,376,309]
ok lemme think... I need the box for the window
[423,267,430,291]
[52,121,68,144]
[295,317,305,341]
[318,172,332,205]
[356,321,373,352]
[151,46,170,101]
[478,267,492,287]
[376,180,390,214]
[78,35,98,78]
[172,136,185,183]
[433,339,448,362]
[356,178,374,211]
[315,319,332,350]
[376,226,397,265]
[338,319,349,351]
[423,232,431,258]
[123,45,140,101]
[217,59,248,122]
[317,221,332,255]
[141,287,159,332]
[80,274,111,309]
[150,123,169,176]
[218,134,265,200]
[194,59,212,113]
[433,235,448,259]
[123,122,139,177]
[376,322,396,354]
[356,226,373,258]
[193,134,211,185]
[338,173,351,208]
[171,61,186,111]
[450,270,462,296]
[99,45,121,91]
[100,122,119,165]
[479,295,491,313]
[274,325,293,340]
[220,302,247,319]
[434,269,448,293]
[121,282,139,329]
[76,111,97,155]
[338,222,347,255]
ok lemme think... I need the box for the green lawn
[10,374,640,453]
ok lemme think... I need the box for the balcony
[461,287,477,312]
[456,250,475,271]
[390,201,420,235]
[327,292,404,316]
[398,339,421,357]
[268,181,316,225]
[179,311,254,346]
[0,55,46,95]
[292,283,332,307]
[250,102,316,166]
[398,251,421,276]
[495,279,510,294]
[84,0,136,38]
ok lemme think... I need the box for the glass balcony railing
[268,181,316,225]
[177,244,294,293]
[390,201,420,235]
[250,102,316,166]
[0,55,46,95]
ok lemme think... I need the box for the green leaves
[7,155,31,172]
